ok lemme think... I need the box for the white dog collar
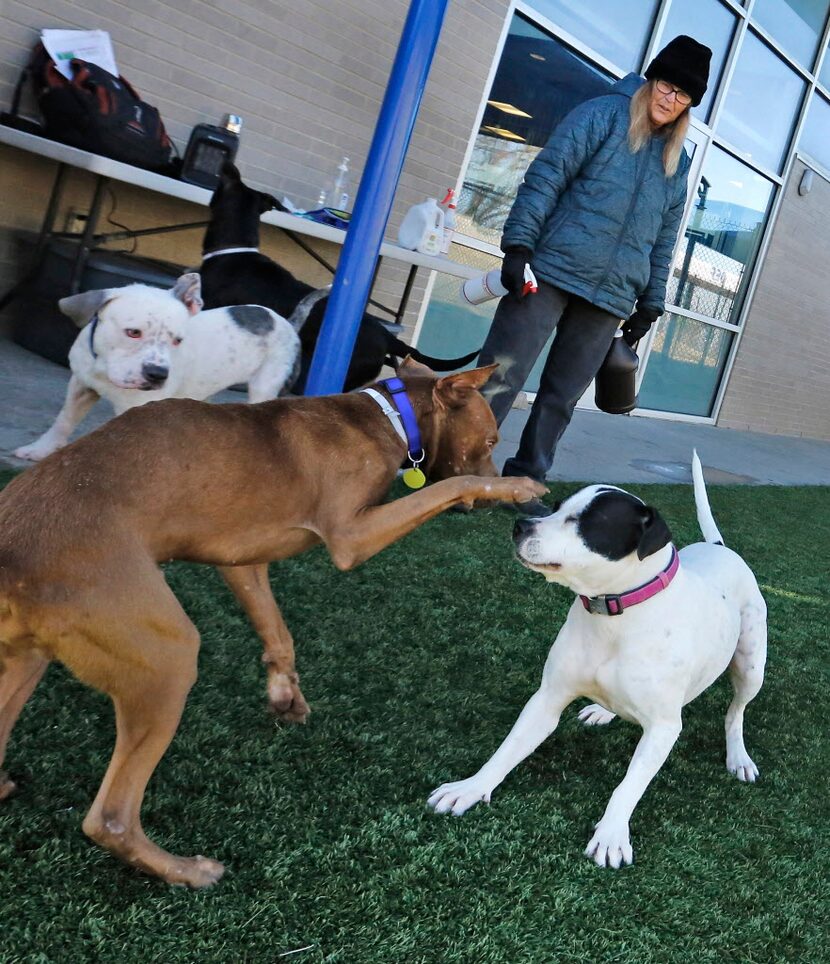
[580,545,679,616]
[360,388,407,445]
[201,247,260,261]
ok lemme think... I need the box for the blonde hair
[628,80,690,177]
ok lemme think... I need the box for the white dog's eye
[125,328,142,339]
[172,336,183,346]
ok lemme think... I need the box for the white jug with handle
[397,199,445,255]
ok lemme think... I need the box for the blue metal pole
[304,0,450,395]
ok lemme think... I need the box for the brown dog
[0,360,544,887]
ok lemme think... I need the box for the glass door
[637,135,776,416]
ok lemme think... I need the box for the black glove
[500,248,533,296]
[621,308,659,346]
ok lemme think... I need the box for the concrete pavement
[2,337,829,484]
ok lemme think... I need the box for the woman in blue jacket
[480,35,711,514]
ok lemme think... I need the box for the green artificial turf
[0,469,828,963]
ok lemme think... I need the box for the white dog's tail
[287,285,332,332]
[692,450,725,546]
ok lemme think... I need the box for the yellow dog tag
[402,466,426,489]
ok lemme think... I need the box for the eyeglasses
[655,79,692,106]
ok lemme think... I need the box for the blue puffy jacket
[501,73,690,319]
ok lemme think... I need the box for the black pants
[479,281,620,483]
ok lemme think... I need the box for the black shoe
[500,497,553,517]
[518,497,553,517]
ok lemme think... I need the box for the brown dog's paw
[471,476,546,506]
[272,703,311,724]
[502,477,548,503]
[168,855,226,888]
[0,770,17,801]
[267,672,311,724]
[136,852,224,888]
[84,815,226,888]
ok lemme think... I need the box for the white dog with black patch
[14,273,326,461]
[429,453,766,868]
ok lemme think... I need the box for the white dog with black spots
[429,452,767,868]
[14,273,326,461]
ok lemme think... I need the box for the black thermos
[595,330,639,414]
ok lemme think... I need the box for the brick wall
[717,160,830,441]
[0,0,508,339]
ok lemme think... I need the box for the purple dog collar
[379,377,424,466]
[580,545,679,616]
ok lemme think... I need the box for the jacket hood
[609,73,646,99]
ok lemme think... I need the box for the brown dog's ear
[636,506,672,560]
[170,272,203,316]
[434,363,499,408]
[397,354,435,378]
[221,161,241,182]
[58,289,117,328]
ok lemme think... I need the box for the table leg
[69,174,109,293]
[0,162,69,311]
[395,264,418,327]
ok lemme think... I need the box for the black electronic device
[180,114,241,189]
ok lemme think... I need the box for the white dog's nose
[142,363,169,385]
[512,517,537,541]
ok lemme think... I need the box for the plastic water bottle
[317,156,351,211]
[439,189,457,254]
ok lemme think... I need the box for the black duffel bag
[13,42,174,173]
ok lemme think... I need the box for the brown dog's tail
[385,336,480,372]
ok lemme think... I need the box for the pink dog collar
[580,545,679,616]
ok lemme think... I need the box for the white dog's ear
[171,272,203,316]
[58,289,116,328]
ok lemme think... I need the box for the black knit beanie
[645,35,712,107]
